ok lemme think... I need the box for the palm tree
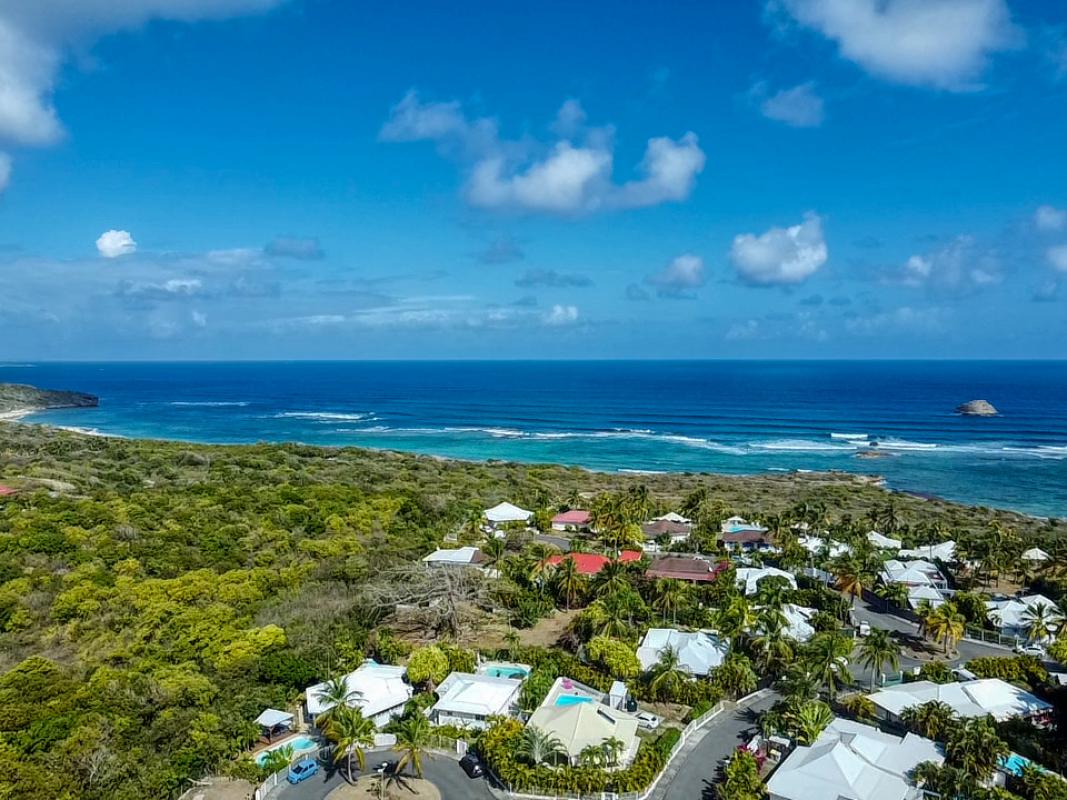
[927,602,966,655]
[833,556,869,607]
[900,700,957,740]
[260,745,294,775]
[857,628,900,690]
[324,706,375,782]
[875,581,910,611]
[1022,601,1063,643]
[751,614,794,675]
[648,645,690,699]
[314,675,362,728]
[550,556,587,610]
[839,693,876,721]
[789,699,834,745]
[592,559,630,599]
[516,725,566,766]
[803,631,852,702]
[946,716,1009,783]
[754,576,791,611]
[480,537,506,570]
[652,579,689,624]
[394,715,433,778]
[711,653,758,699]
[715,595,758,643]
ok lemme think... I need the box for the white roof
[867,530,903,550]
[735,566,797,596]
[637,629,727,676]
[869,679,1052,722]
[527,702,639,760]
[880,559,942,587]
[431,672,521,718]
[781,604,817,642]
[423,546,481,565]
[898,541,956,562]
[306,661,413,719]
[254,708,294,728]
[767,717,942,800]
[985,595,1061,632]
[1022,547,1051,562]
[654,512,691,524]
[798,536,852,558]
[484,501,533,523]
[907,585,946,609]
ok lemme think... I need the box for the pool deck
[540,675,604,710]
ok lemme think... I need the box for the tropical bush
[966,656,1048,687]
[585,636,641,680]
[406,645,450,688]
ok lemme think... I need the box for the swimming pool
[555,695,593,707]
[254,736,317,766]
[1000,753,1038,777]
[484,666,530,679]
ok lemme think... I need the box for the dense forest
[0,421,1059,799]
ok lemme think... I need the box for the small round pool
[485,666,530,679]
[254,736,317,766]
[555,695,593,707]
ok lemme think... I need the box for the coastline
[0,407,33,422]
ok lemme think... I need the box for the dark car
[459,753,484,778]
[287,758,319,784]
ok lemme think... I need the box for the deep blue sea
[5,361,1066,518]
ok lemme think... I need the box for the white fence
[487,689,774,800]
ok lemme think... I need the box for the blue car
[287,758,319,784]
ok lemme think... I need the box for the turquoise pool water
[254,736,317,766]
[556,695,593,707]
[1000,753,1036,777]
[485,666,529,679]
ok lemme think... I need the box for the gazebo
[483,501,533,526]
[1022,547,1050,563]
[254,708,294,743]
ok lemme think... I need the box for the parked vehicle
[287,759,319,784]
[857,621,871,637]
[635,710,662,730]
[459,753,485,778]
[1015,643,1046,658]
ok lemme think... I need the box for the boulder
[956,399,998,417]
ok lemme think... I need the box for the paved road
[649,690,780,800]
[274,749,491,800]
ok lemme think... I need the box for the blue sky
[1,0,1066,359]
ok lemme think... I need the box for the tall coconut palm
[803,631,852,702]
[480,537,506,570]
[260,745,295,775]
[857,628,900,690]
[900,700,957,740]
[946,716,1009,783]
[752,612,794,675]
[928,602,966,655]
[592,559,630,599]
[716,595,758,644]
[394,715,433,778]
[314,675,362,728]
[875,581,910,611]
[324,706,375,782]
[651,578,689,624]
[648,645,690,699]
[1023,601,1063,644]
[832,556,869,607]
[551,556,587,610]
[516,725,566,766]
[789,699,834,745]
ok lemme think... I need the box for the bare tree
[360,564,488,638]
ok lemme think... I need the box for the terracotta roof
[544,550,641,575]
[552,510,592,525]
[721,529,771,543]
[645,557,728,583]
[640,520,690,538]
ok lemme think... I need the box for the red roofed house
[551,510,593,532]
[544,550,642,576]
[721,529,775,554]
[646,556,728,583]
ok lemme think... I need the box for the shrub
[655,727,682,755]
[586,636,641,680]
[967,656,1048,686]
[406,646,450,688]
[686,698,716,722]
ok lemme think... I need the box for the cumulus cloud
[116,277,203,301]
[265,236,324,260]
[515,269,592,288]
[645,253,706,298]
[900,235,1001,295]
[381,93,705,215]
[1048,245,1067,272]
[756,81,825,127]
[845,306,948,335]
[730,212,827,285]
[0,2,283,184]
[1035,205,1067,232]
[771,0,1020,91]
[96,229,137,258]
[544,304,579,326]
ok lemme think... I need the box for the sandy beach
[0,407,32,422]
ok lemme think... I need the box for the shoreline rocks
[0,383,99,415]
[956,399,998,417]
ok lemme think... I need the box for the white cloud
[900,235,1001,294]
[265,236,323,260]
[0,2,282,169]
[730,212,827,285]
[772,0,1020,91]
[1048,245,1067,272]
[191,310,207,327]
[1035,204,1067,232]
[725,319,761,341]
[758,81,825,127]
[845,306,947,335]
[381,92,705,215]
[544,304,579,326]
[205,247,262,266]
[96,229,137,258]
[646,253,706,297]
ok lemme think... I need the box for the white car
[635,711,662,730]
[1014,643,1046,658]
